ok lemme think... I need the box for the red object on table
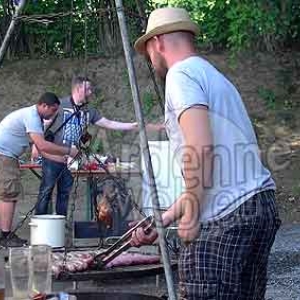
[83,162,99,171]
[20,163,141,177]
[20,163,41,169]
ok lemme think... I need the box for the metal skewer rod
[114,2,177,299]
[94,215,153,260]
[95,216,154,268]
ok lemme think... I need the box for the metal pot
[29,215,65,248]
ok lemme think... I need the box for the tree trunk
[102,0,114,54]
[0,0,11,42]
[65,0,74,54]
[98,0,108,53]
[135,0,146,29]
[0,0,27,66]
[109,0,121,52]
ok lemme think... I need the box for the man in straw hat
[131,7,281,299]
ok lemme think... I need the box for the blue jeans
[35,158,74,216]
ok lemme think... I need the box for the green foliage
[258,87,276,110]
[142,91,155,116]
[90,137,104,153]
[121,68,130,88]
[45,84,66,96]
[90,93,105,109]
[152,0,300,52]
[258,66,298,112]
[22,0,103,56]
[1,0,300,58]
[292,184,300,197]
[110,130,124,139]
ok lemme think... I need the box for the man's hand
[69,147,80,158]
[178,212,200,243]
[31,145,40,161]
[129,221,158,247]
[177,192,200,243]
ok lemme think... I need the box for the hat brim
[134,21,199,55]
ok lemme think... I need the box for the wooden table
[20,163,141,221]
[20,162,140,177]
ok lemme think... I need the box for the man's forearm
[39,141,71,156]
[110,121,136,131]
[97,118,137,131]
[183,144,212,194]
[162,145,213,227]
[162,192,190,227]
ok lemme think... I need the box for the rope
[83,0,88,81]
[12,7,146,25]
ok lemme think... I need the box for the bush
[1,0,300,58]
[151,0,300,52]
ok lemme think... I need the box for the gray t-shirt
[165,56,275,222]
[47,96,102,146]
[0,105,43,158]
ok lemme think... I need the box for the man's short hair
[72,76,91,89]
[37,92,60,106]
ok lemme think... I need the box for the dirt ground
[1,51,300,223]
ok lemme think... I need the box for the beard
[152,53,168,80]
[80,93,92,105]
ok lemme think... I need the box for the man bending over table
[0,92,79,247]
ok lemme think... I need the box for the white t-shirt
[0,105,43,158]
[165,56,275,222]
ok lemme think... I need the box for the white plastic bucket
[29,215,66,248]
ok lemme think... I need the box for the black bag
[80,130,92,144]
[44,130,55,142]
[44,113,58,142]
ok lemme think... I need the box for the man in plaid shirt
[131,7,281,299]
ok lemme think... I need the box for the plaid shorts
[178,190,281,300]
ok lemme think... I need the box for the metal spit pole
[0,0,27,66]
[114,1,177,299]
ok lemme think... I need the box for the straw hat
[134,7,199,54]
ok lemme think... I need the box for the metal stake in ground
[114,1,177,300]
[0,0,27,66]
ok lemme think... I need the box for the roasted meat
[97,195,113,228]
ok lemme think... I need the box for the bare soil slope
[1,51,300,223]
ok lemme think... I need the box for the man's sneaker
[0,233,27,248]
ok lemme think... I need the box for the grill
[54,261,177,282]
[51,292,165,300]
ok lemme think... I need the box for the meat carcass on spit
[97,195,113,228]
